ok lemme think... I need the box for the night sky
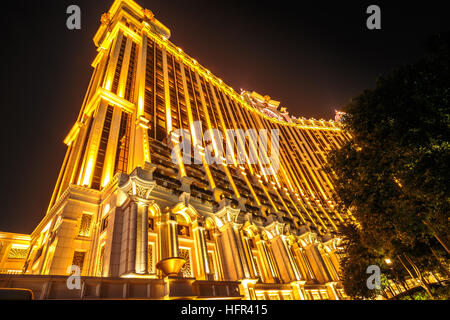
[0,0,448,234]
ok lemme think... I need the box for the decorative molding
[118,167,156,202]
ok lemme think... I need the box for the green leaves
[328,33,450,299]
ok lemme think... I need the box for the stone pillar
[290,280,307,300]
[242,235,259,279]
[212,230,225,281]
[118,168,156,276]
[215,223,245,281]
[269,235,302,283]
[291,242,312,282]
[320,249,340,282]
[192,220,211,280]
[325,281,340,300]
[254,235,278,283]
[169,214,179,258]
[106,206,124,277]
[127,201,138,274]
[304,243,332,283]
[158,211,179,260]
[231,225,252,279]
[136,202,149,274]
[327,250,341,281]
[46,215,79,275]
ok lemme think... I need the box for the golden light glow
[0,0,365,302]
[82,158,94,187]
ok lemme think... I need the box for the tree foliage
[327,33,450,299]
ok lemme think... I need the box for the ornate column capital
[118,166,156,203]
[264,218,286,238]
[215,204,241,223]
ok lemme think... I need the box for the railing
[385,275,448,299]
[0,269,22,275]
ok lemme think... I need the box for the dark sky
[0,0,448,234]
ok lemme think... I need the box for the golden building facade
[0,0,352,300]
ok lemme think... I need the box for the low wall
[0,274,242,300]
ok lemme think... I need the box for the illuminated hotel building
[0,0,353,300]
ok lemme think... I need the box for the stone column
[325,281,340,300]
[192,220,211,280]
[304,243,332,283]
[326,249,341,281]
[136,202,149,274]
[105,206,124,277]
[291,242,312,281]
[127,201,137,274]
[231,225,252,279]
[46,216,79,275]
[320,249,340,282]
[254,235,278,283]
[215,224,244,281]
[269,235,302,283]
[118,168,156,276]
[158,211,179,260]
[211,230,225,281]
[242,235,258,279]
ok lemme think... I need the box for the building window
[72,251,86,272]
[148,243,155,273]
[101,215,109,233]
[178,248,192,278]
[148,218,154,231]
[249,238,256,249]
[114,111,132,175]
[177,224,190,237]
[176,215,191,237]
[78,214,93,237]
[8,245,28,259]
[205,229,214,241]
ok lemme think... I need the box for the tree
[327,33,450,299]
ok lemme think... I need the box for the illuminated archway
[147,202,161,274]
